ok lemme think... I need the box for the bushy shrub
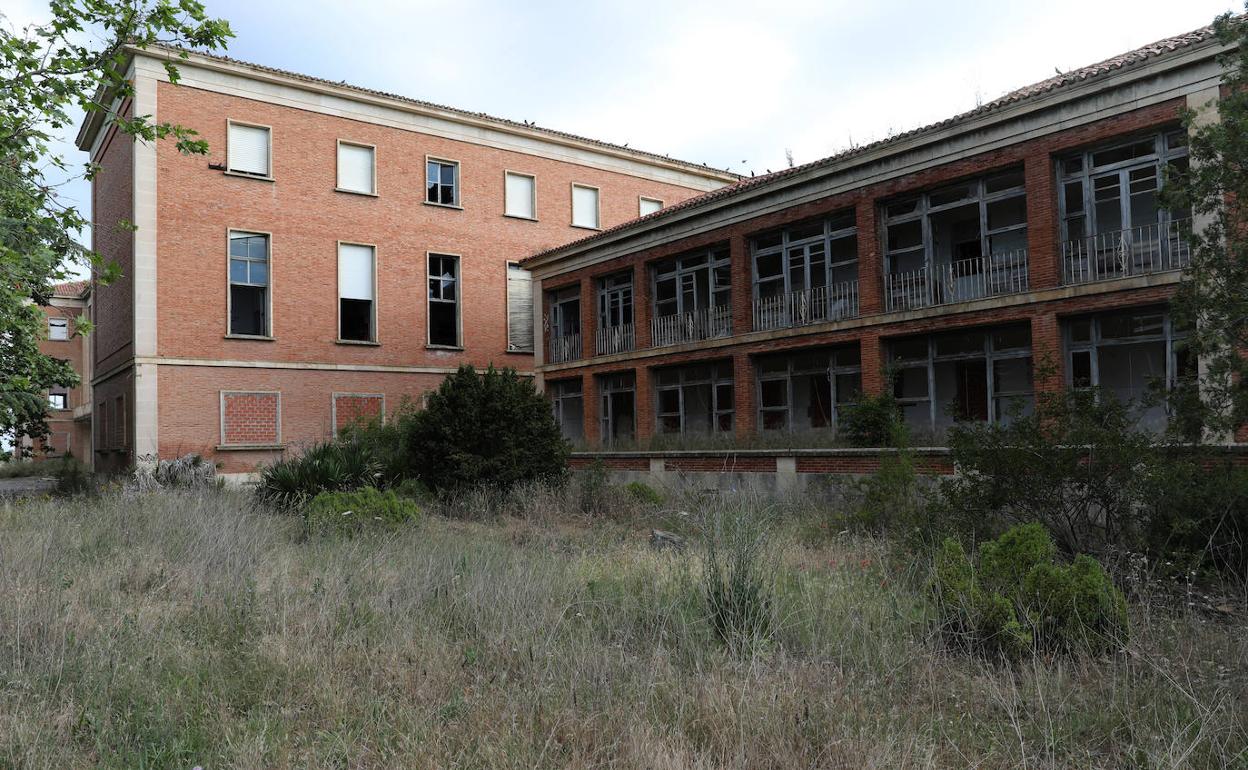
[1141,451,1248,577]
[392,477,432,502]
[702,506,776,653]
[304,487,420,537]
[256,442,379,511]
[131,453,217,492]
[839,390,905,448]
[622,480,663,507]
[336,404,418,487]
[931,524,1128,659]
[935,388,1155,554]
[406,365,569,493]
[853,450,928,535]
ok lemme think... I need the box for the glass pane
[930,181,976,207]
[657,388,680,413]
[248,237,267,259]
[1129,166,1159,228]
[1068,318,1092,343]
[986,167,1025,192]
[895,366,929,399]
[887,198,920,218]
[229,237,248,257]
[230,258,248,284]
[1062,156,1083,176]
[1091,138,1155,169]
[789,221,824,242]
[1063,181,1084,215]
[1071,350,1093,387]
[987,196,1026,230]
[835,372,861,402]
[753,231,782,251]
[935,331,984,357]
[1093,175,1123,233]
[756,252,783,280]
[992,325,1031,351]
[1101,309,1164,339]
[887,220,922,251]
[249,260,268,286]
[891,337,928,362]
[834,345,860,368]
[993,357,1032,393]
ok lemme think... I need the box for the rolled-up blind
[572,185,599,228]
[338,244,375,300]
[228,123,270,176]
[507,263,533,352]
[337,143,374,194]
[505,172,535,218]
[640,197,662,216]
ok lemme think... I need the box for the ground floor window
[890,323,1034,432]
[549,378,584,443]
[756,345,861,432]
[1063,305,1192,431]
[598,372,635,444]
[654,361,734,435]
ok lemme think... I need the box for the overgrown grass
[0,485,1243,768]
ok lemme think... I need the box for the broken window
[882,167,1028,310]
[229,231,269,336]
[428,253,459,347]
[651,245,732,346]
[549,378,584,443]
[1058,129,1190,283]
[426,158,459,206]
[890,323,1034,433]
[596,271,634,354]
[598,372,636,444]
[756,345,861,434]
[654,361,735,435]
[506,263,533,352]
[48,390,67,410]
[1063,306,1192,432]
[338,243,375,342]
[547,285,582,363]
[751,212,859,329]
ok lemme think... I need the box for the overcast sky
[3,0,1240,274]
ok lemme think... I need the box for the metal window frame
[425,156,460,207]
[426,251,462,347]
[1062,305,1189,393]
[226,229,273,338]
[750,213,858,300]
[597,270,634,330]
[755,345,862,433]
[651,244,731,318]
[598,371,636,445]
[653,361,735,436]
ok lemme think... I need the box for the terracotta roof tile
[524,21,1223,265]
[52,280,89,298]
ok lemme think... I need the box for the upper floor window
[428,253,460,347]
[227,122,271,177]
[48,390,67,411]
[752,212,858,329]
[547,285,581,364]
[651,246,731,346]
[426,159,459,206]
[572,184,600,229]
[640,197,663,216]
[337,141,376,195]
[596,271,633,355]
[1059,130,1190,284]
[228,231,270,337]
[48,317,69,340]
[505,172,536,219]
[338,243,376,342]
[882,168,1028,311]
[506,263,533,352]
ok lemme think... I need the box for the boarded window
[332,393,384,435]
[220,391,281,446]
[505,172,536,219]
[639,197,662,216]
[572,184,599,229]
[48,317,69,340]
[337,142,375,194]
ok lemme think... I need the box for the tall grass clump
[701,501,778,653]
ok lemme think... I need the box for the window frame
[336,241,379,344]
[751,213,859,300]
[426,251,462,348]
[1063,305,1189,394]
[225,228,274,340]
[597,270,634,330]
[48,316,69,341]
[756,345,862,433]
[653,361,735,436]
[424,156,461,208]
[549,378,585,443]
[218,390,283,448]
[597,371,636,445]
[571,183,601,230]
[503,170,538,220]
[47,390,68,411]
[335,139,378,196]
[224,119,274,180]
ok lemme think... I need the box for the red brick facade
[332,393,385,434]
[220,392,281,446]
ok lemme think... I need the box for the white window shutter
[507,264,533,352]
[337,143,374,193]
[572,185,599,228]
[228,123,270,176]
[338,244,375,300]
[640,197,662,216]
[505,173,535,218]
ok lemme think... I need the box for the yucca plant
[256,442,379,511]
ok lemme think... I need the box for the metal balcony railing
[1061,218,1191,285]
[547,332,582,364]
[884,249,1029,313]
[595,323,635,356]
[650,305,733,348]
[752,281,860,332]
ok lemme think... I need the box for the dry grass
[0,485,1243,769]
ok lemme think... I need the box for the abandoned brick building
[24,281,94,465]
[77,47,736,477]
[522,24,1228,449]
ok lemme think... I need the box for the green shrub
[839,390,905,448]
[931,524,1128,659]
[406,365,569,493]
[336,404,419,487]
[1141,451,1248,577]
[256,442,379,511]
[622,481,663,507]
[392,477,432,502]
[304,487,420,537]
[577,460,611,515]
[702,506,776,654]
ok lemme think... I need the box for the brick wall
[332,393,384,433]
[221,391,281,446]
[91,105,134,377]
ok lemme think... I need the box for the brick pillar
[729,233,751,335]
[583,371,601,447]
[1025,153,1060,290]
[1031,310,1063,395]
[733,350,756,438]
[634,365,653,443]
[633,262,652,350]
[860,329,886,396]
[856,197,883,316]
[580,277,596,360]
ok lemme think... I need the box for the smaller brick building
[523,23,1229,450]
[25,281,93,465]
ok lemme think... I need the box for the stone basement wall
[570,445,1248,494]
